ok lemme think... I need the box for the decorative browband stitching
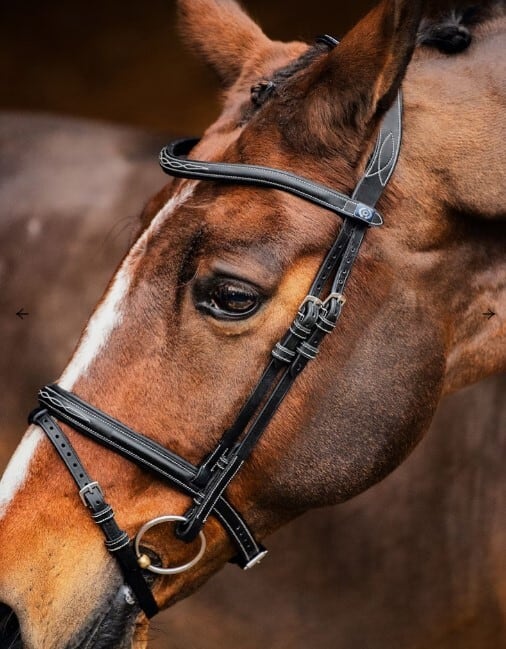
[159,140,384,227]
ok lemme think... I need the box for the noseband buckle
[79,481,103,507]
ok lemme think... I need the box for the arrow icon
[483,309,496,320]
[16,308,29,320]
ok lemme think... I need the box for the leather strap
[160,140,383,227]
[175,93,403,542]
[29,408,159,619]
[36,385,266,569]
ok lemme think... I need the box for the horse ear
[177,0,271,87]
[339,0,423,116]
[282,0,423,152]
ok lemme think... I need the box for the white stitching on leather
[45,388,193,476]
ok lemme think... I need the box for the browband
[159,139,384,226]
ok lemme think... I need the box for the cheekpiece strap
[169,93,403,543]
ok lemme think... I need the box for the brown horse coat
[0,1,505,647]
[0,110,504,649]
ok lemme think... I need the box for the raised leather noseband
[29,83,402,618]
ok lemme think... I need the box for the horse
[1,112,505,649]
[0,0,504,647]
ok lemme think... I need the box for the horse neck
[391,17,506,393]
[402,10,505,216]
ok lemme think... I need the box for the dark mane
[268,42,329,87]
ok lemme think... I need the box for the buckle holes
[72,463,78,468]
[55,434,60,439]
[79,473,84,479]
[66,452,71,457]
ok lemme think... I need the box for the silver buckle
[79,481,103,507]
[323,292,346,307]
[298,295,323,312]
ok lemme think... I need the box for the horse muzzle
[0,584,143,649]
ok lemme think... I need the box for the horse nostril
[0,603,23,648]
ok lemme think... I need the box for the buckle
[298,295,323,313]
[316,293,347,332]
[297,295,323,327]
[323,292,346,308]
[79,481,104,507]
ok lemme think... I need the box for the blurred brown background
[0,0,377,135]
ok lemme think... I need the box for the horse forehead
[188,183,331,254]
[145,181,197,236]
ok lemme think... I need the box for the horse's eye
[194,279,262,320]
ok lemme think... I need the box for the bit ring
[134,515,206,575]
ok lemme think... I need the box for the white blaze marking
[60,182,195,390]
[0,183,195,516]
[58,262,132,390]
[0,426,43,517]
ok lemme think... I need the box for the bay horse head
[1,0,504,647]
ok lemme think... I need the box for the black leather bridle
[29,57,402,618]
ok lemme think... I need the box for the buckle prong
[323,292,346,307]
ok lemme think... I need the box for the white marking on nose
[0,425,44,518]
[58,261,132,390]
[59,182,196,391]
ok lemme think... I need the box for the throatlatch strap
[29,408,159,619]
